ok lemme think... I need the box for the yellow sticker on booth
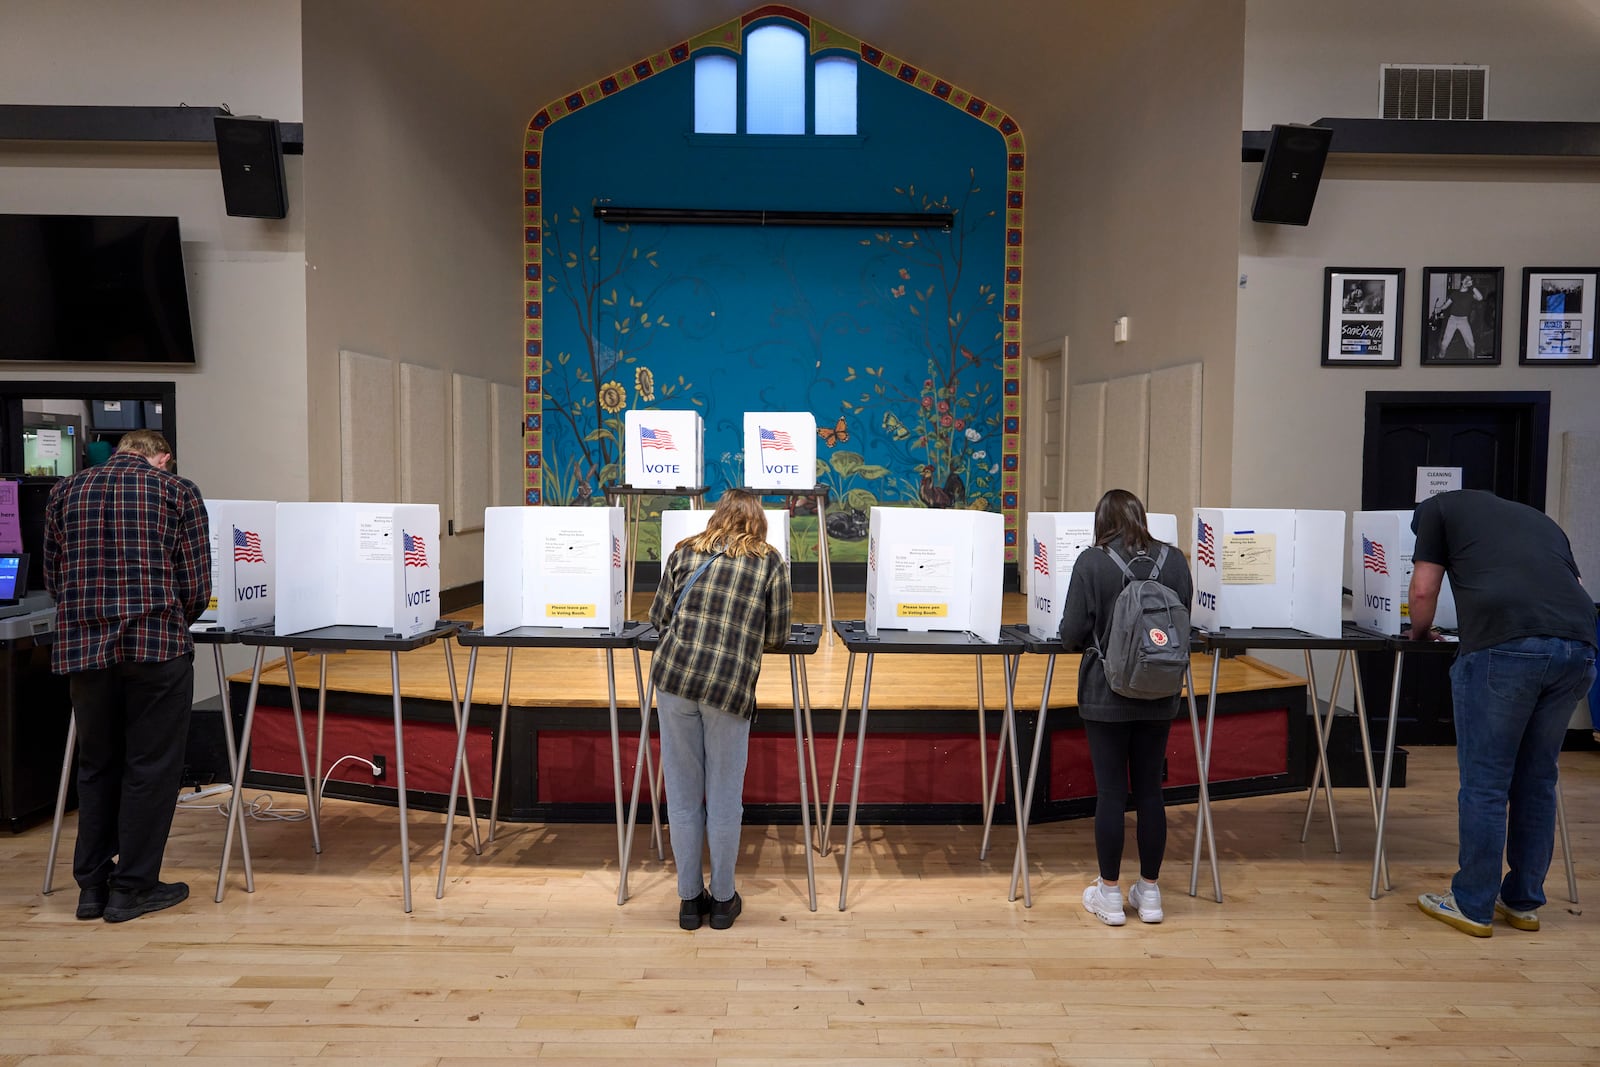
[547,603,597,618]
[896,603,948,617]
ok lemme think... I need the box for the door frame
[1360,390,1550,511]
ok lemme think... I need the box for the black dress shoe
[679,889,712,930]
[103,881,189,924]
[75,884,109,921]
[709,891,742,930]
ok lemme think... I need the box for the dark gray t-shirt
[1411,490,1596,655]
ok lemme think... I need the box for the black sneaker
[678,890,711,931]
[709,891,742,930]
[75,883,109,921]
[103,881,189,924]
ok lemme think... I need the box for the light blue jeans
[1449,636,1596,923]
[656,689,752,902]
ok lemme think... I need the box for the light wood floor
[4,746,1598,1064]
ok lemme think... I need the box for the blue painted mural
[524,8,1025,560]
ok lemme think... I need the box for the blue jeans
[657,689,752,902]
[1449,636,1596,923]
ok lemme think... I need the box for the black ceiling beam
[0,105,304,154]
[595,205,953,229]
[1242,118,1600,162]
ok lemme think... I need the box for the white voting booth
[624,409,703,489]
[480,505,627,635]
[200,499,277,630]
[865,507,1003,643]
[273,503,441,638]
[1191,508,1345,637]
[1025,512,1179,641]
[742,412,817,491]
[660,507,790,562]
[1350,510,1457,634]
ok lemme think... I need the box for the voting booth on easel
[1025,512,1179,641]
[481,506,626,635]
[1350,510,1457,635]
[865,507,1002,643]
[273,503,440,637]
[1191,508,1345,637]
[660,506,790,563]
[200,499,277,630]
[623,409,704,489]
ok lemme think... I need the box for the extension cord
[179,783,233,803]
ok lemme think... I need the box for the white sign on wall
[1415,466,1462,502]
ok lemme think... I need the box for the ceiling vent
[1380,64,1488,119]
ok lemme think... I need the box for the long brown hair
[681,488,773,558]
[1093,488,1154,555]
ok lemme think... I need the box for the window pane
[747,24,805,134]
[694,54,737,134]
[814,56,858,135]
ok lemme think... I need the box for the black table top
[189,625,244,645]
[1000,622,1210,655]
[236,620,463,652]
[1193,623,1391,652]
[831,618,1023,655]
[602,484,708,498]
[456,620,651,648]
[636,622,823,656]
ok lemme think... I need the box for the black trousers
[69,654,194,892]
[1082,717,1172,883]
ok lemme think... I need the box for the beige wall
[301,4,525,587]
[1026,1,1245,509]
[1243,0,1600,127]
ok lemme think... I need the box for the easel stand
[44,628,253,894]
[436,622,650,903]
[215,622,470,914]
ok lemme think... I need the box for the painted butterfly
[818,416,849,447]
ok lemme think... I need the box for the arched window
[813,55,858,136]
[691,21,860,137]
[694,54,737,134]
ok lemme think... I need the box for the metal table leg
[389,650,416,913]
[1370,650,1405,899]
[838,653,876,911]
[217,648,266,901]
[1299,649,1340,851]
[1010,654,1056,902]
[282,654,322,853]
[790,654,817,911]
[1301,650,1347,843]
[487,648,513,842]
[819,650,857,855]
[42,712,76,896]
[436,645,481,898]
[1188,656,1222,902]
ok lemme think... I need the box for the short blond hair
[115,429,173,458]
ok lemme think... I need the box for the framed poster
[1321,267,1404,367]
[1518,267,1598,366]
[1421,266,1503,365]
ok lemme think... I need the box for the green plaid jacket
[648,544,792,719]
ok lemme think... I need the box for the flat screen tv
[0,214,197,364]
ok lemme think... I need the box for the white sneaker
[1082,878,1126,926]
[1128,879,1164,923]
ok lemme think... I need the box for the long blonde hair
[680,489,772,558]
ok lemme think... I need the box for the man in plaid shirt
[45,429,211,923]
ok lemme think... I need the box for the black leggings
[1082,717,1172,883]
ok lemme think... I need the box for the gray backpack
[1095,544,1190,700]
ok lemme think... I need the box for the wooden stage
[230,592,1311,824]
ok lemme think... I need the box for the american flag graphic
[402,531,429,568]
[611,535,622,568]
[233,526,264,564]
[759,427,795,453]
[1196,517,1216,568]
[1032,538,1049,576]
[639,426,675,450]
[1362,535,1388,575]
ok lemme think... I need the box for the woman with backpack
[649,489,792,931]
[1058,489,1194,926]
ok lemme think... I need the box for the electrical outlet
[371,754,386,779]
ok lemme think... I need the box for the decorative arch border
[522,3,1026,560]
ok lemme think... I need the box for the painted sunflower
[598,380,627,413]
[634,366,655,402]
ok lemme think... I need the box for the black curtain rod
[594,205,953,229]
